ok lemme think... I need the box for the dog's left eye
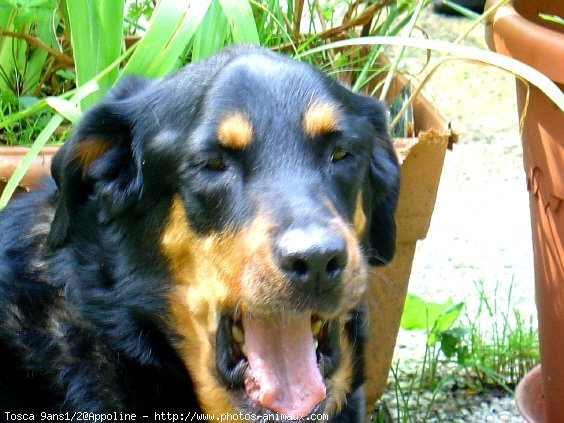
[331,147,350,163]
[204,157,228,171]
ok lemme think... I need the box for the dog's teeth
[240,343,247,357]
[231,324,244,344]
[313,339,319,350]
[311,319,322,337]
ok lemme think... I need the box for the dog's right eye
[204,157,228,171]
[331,146,350,163]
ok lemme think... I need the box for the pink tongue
[242,313,326,416]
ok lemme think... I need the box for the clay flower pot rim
[0,146,59,192]
[0,145,59,156]
[485,0,564,84]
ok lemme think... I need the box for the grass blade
[540,13,564,26]
[378,0,427,100]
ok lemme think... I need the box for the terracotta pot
[0,146,59,197]
[486,1,564,421]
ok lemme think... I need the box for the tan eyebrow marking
[217,111,253,149]
[302,101,339,138]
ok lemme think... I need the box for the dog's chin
[215,311,342,418]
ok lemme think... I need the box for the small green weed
[0,97,67,146]
[398,279,539,391]
[377,360,451,423]
[379,279,540,421]
[460,279,540,389]
[400,293,465,390]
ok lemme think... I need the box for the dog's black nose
[277,226,348,293]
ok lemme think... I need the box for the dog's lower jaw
[210,312,354,420]
[169,300,355,420]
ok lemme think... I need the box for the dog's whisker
[368,267,402,297]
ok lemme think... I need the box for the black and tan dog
[0,45,399,421]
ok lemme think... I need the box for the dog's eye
[205,157,227,171]
[331,147,350,163]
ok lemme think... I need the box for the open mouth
[216,311,341,416]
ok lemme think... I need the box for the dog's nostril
[291,258,309,278]
[277,226,347,292]
[326,257,341,277]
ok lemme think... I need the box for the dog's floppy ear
[48,76,153,247]
[356,97,400,266]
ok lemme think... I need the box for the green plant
[397,278,540,391]
[0,0,63,99]
[385,279,539,421]
[124,0,156,35]
[400,294,465,389]
[0,98,66,146]
[61,0,125,108]
[460,279,540,389]
[381,359,451,423]
[0,0,72,145]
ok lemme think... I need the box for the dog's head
[48,46,399,418]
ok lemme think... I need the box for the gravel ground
[378,9,537,422]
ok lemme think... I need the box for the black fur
[0,45,398,420]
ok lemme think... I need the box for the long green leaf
[0,116,63,209]
[217,0,259,44]
[0,7,14,53]
[299,36,564,111]
[22,2,59,94]
[192,0,230,61]
[122,0,212,78]
[64,0,124,108]
[249,0,295,50]
[0,7,19,93]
